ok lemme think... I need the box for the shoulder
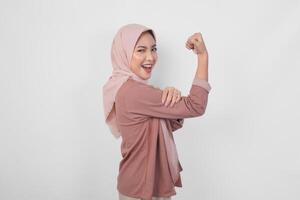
[116,79,162,103]
[120,79,161,95]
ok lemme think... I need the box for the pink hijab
[103,23,181,184]
[102,23,155,139]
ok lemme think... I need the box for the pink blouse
[115,76,212,200]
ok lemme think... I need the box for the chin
[137,72,151,80]
[140,76,150,80]
[135,70,152,80]
[144,74,152,80]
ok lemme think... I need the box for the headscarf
[102,23,155,139]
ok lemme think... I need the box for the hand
[161,87,182,107]
[185,32,208,55]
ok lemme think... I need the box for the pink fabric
[119,192,171,200]
[114,77,211,199]
[161,77,212,185]
[160,119,180,185]
[102,23,155,139]
[102,24,184,198]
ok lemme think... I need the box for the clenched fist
[185,32,208,55]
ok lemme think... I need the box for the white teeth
[142,65,152,68]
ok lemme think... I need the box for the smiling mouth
[141,64,153,73]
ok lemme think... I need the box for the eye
[137,49,145,52]
[152,47,157,52]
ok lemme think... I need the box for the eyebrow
[136,45,157,48]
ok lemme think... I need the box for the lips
[141,64,153,73]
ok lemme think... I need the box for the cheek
[130,55,141,71]
[131,54,144,68]
[133,53,144,61]
[153,54,158,61]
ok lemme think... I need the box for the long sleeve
[124,77,212,120]
[115,77,212,199]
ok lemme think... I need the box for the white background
[1,0,300,199]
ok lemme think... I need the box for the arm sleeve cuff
[192,77,212,93]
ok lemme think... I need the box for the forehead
[135,32,156,46]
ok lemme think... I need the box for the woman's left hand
[161,87,182,107]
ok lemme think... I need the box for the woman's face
[130,31,157,80]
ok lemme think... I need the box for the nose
[146,50,155,62]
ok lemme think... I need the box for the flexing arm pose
[162,32,208,107]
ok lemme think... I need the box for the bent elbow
[194,97,208,117]
[197,108,206,116]
[187,96,209,117]
[194,105,207,117]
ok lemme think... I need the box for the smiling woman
[130,30,157,80]
[102,23,212,200]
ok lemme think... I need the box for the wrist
[197,52,208,59]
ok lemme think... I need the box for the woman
[103,24,212,200]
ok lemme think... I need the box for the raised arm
[123,32,211,120]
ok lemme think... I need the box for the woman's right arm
[124,32,211,119]
[186,32,209,81]
[167,33,209,130]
